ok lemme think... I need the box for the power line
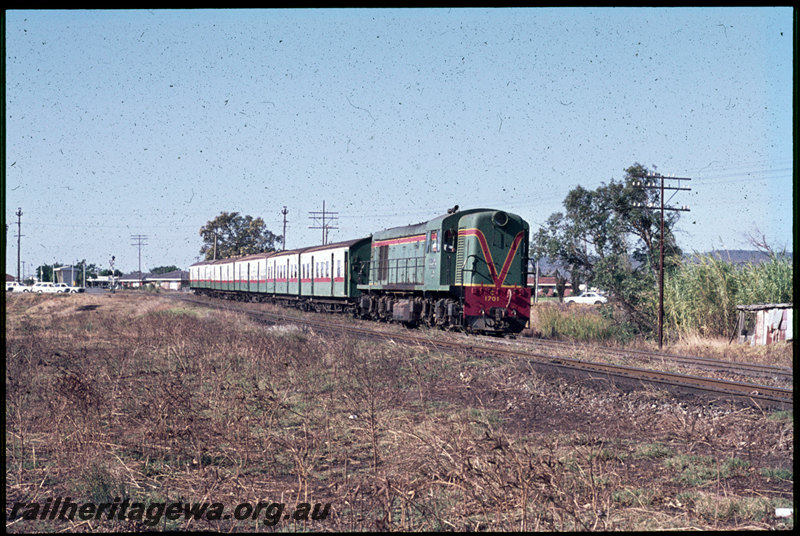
[308,201,338,246]
[130,234,148,285]
[632,172,692,350]
[281,206,289,251]
[16,208,24,283]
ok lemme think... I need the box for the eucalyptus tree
[199,212,282,261]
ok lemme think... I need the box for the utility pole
[130,234,148,287]
[16,208,23,283]
[109,256,116,293]
[281,206,289,250]
[633,172,691,350]
[309,201,338,245]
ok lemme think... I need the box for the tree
[530,163,683,332]
[35,263,62,283]
[150,265,180,274]
[199,212,282,261]
[72,260,99,287]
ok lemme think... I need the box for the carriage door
[344,251,349,295]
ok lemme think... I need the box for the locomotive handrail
[460,253,481,313]
[382,256,425,285]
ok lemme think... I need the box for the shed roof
[735,303,793,311]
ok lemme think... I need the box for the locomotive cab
[452,210,531,333]
[354,208,532,334]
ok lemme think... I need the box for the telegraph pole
[16,208,23,283]
[309,201,338,245]
[281,206,289,250]
[109,256,116,293]
[633,172,691,350]
[130,234,148,287]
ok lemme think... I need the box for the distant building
[54,266,81,286]
[118,270,189,290]
[527,274,573,297]
[734,303,793,345]
[118,272,149,288]
[86,275,114,288]
[147,270,189,291]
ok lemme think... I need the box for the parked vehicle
[31,282,61,294]
[564,291,608,305]
[6,281,25,292]
[53,283,85,293]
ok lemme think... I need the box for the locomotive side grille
[455,228,466,285]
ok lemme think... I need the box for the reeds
[664,253,793,340]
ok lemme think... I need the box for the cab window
[444,229,455,252]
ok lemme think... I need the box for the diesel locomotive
[189,207,531,334]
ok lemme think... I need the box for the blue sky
[4,8,793,277]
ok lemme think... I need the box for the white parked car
[52,283,84,293]
[6,281,25,292]
[31,282,74,294]
[564,291,608,305]
[31,282,58,293]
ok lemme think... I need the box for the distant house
[147,270,189,291]
[118,272,149,288]
[6,273,16,282]
[118,270,189,290]
[527,274,573,297]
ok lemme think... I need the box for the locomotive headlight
[492,211,509,227]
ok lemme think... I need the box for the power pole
[633,172,691,350]
[109,256,116,293]
[16,208,23,283]
[281,206,289,250]
[130,234,148,287]
[309,201,338,245]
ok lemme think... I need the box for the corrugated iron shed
[734,303,793,345]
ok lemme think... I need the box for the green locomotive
[190,207,531,334]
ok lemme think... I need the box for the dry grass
[525,302,793,368]
[5,293,794,531]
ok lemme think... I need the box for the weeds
[4,293,793,531]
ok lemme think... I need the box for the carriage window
[430,231,439,253]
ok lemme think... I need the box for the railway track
[169,293,793,410]
[487,336,793,385]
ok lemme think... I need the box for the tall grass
[664,253,793,339]
[533,303,632,343]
